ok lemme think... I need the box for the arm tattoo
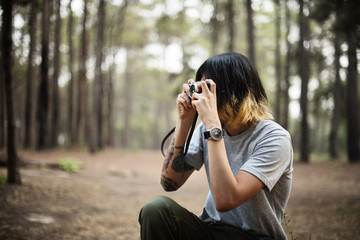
[162,138,194,173]
[171,146,194,172]
[161,175,179,191]
[162,138,175,173]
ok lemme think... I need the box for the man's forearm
[160,119,195,191]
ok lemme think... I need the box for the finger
[191,101,197,111]
[205,79,216,94]
[182,83,190,93]
[179,94,192,110]
[188,79,194,84]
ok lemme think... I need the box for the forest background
[0,0,359,183]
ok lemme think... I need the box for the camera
[188,81,210,100]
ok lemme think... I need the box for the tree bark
[75,0,88,145]
[1,0,21,184]
[329,34,341,159]
[210,0,219,56]
[106,66,115,147]
[346,26,359,162]
[282,0,291,130]
[123,50,132,149]
[51,0,61,148]
[274,0,282,124]
[246,0,255,65]
[298,0,310,162]
[67,0,74,145]
[105,0,128,147]
[90,0,105,153]
[23,0,37,149]
[227,0,234,52]
[36,0,50,150]
[0,36,4,149]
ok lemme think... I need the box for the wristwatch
[204,127,224,141]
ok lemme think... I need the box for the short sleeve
[184,123,205,171]
[240,131,292,191]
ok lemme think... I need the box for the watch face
[211,127,223,140]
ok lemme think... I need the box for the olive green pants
[138,195,272,240]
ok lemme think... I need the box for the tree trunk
[23,0,37,149]
[210,0,219,56]
[123,50,132,149]
[67,0,74,145]
[37,0,50,150]
[105,0,128,147]
[346,27,359,162]
[282,0,291,130]
[1,0,21,184]
[0,37,4,149]
[227,0,234,52]
[106,66,115,147]
[75,0,88,145]
[246,0,255,65]
[274,0,282,124]
[90,0,105,153]
[329,34,341,159]
[50,0,61,148]
[298,0,310,162]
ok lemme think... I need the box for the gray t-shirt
[184,120,293,240]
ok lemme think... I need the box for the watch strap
[204,131,211,139]
[204,127,224,140]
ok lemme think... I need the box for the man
[139,52,293,240]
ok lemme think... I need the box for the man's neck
[225,123,253,136]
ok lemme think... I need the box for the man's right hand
[177,79,196,122]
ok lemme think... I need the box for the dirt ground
[0,149,359,240]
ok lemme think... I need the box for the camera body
[188,81,210,100]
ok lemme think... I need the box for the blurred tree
[67,0,74,145]
[329,32,341,159]
[75,0,89,145]
[210,0,220,55]
[23,0,38,149]
[246,0,255,64]
[311,0,359,162]
[0,22,4,149]
[345,33,359,162]
[329,0,343,159]
[1,0,22,184]
[282,0,291,130]
[298,0,310,162]
[50,0,61,148]
[227,0,234,52]
[90,0,106,153]
[3,0,357,155]
[274,0,281,124]
[36,0,50,150]
[122,50,133,149]
[104,0,128,147]
[345,0,359,162]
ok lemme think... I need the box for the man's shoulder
[255,120,290,138]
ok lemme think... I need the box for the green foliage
[58,157,81,173]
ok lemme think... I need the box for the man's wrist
[204,126,224,141]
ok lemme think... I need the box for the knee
[139,195,173,224]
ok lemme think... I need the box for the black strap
[161,112,198,157]
[160,127,175,157]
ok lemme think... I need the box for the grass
[58,157,81,173]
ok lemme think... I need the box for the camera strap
[161,112,198,157]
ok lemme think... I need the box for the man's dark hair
[195,52,273,128]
